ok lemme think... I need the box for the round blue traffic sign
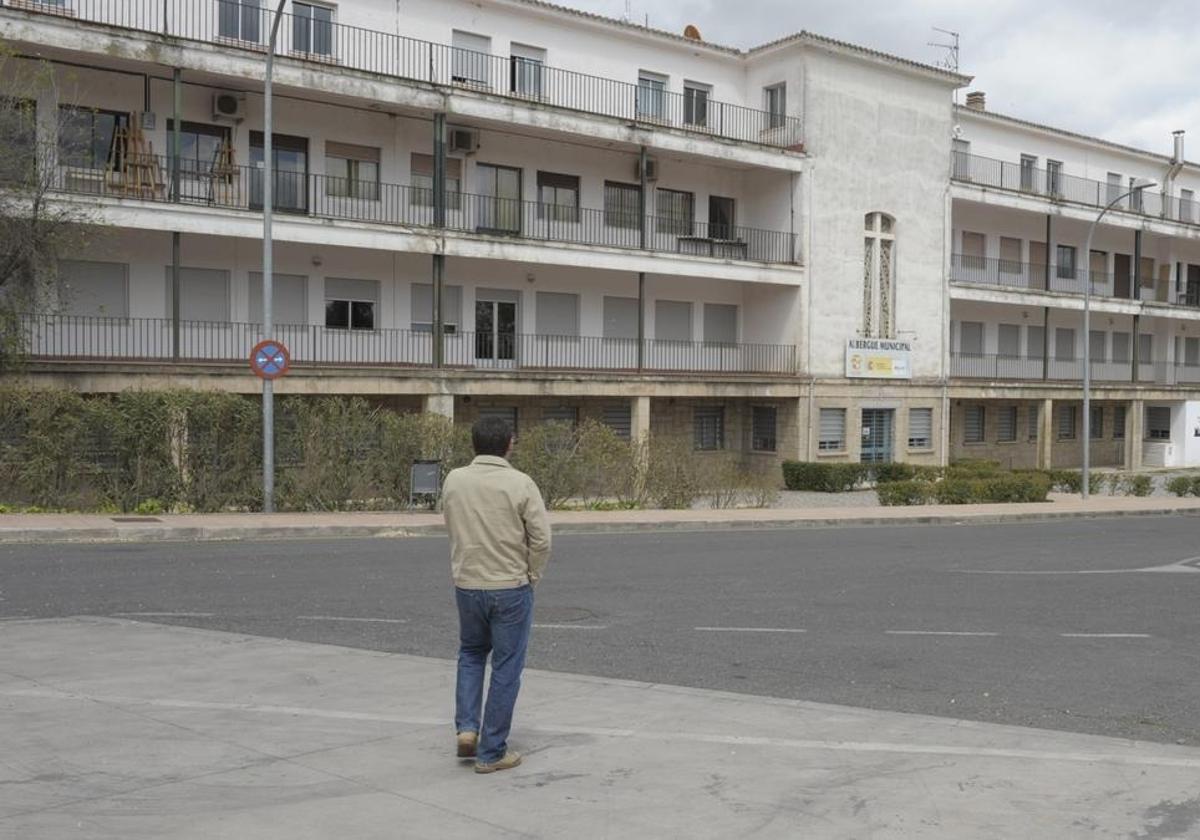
[250,339,291,380]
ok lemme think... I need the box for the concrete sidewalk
[2,494,1200,543]
[2,617,1198,839]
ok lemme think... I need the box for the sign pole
[262,0,287,513]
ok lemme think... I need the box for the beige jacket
[442,455,551,589]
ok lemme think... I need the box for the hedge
[877,473,1051,506]
[782,461,867,492]
[1167,476,1200,497]
[876,480,933,506]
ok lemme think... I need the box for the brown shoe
[474,751,522,774]
[456,731,478,758]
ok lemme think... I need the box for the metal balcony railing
[948,351,1193,385]
[46,156,798,263]
[0,0,804,149]
[951,151,1200,227]
[19,314,799,375]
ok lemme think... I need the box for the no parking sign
[249,339,291,380]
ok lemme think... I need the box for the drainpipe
[1165,131,1185,219]
[432,112,446,369]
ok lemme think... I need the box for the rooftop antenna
[928,27,961,103]
[622,0,632,23]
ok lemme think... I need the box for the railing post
[637,271,645,372]
[171,67,182,202]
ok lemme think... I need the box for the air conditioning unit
[212,92,245,121]
[634,156,659,181]
[447,126,479,154]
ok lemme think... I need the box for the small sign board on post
[845,338,912,380]
[250,339,291,380]
[410,460,442,509]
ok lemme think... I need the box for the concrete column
[631,396,651,444]
[1037,398,1054,469]
[423,394,454,421]
[1127,400,1144,471]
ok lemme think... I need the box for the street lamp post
[261,0,288,514]
[1081,178,1157,499]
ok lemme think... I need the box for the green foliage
[945,459,1005,480]
[876,480,934,506]
[933,478,975,505]
[1166,475,1200,497]
[781,461,867,492]
[873,463,943,484]
[510,420,639,510]
[644,434,707,509]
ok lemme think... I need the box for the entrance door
[1114,253,1132,299]
[860,408,895,464]
[1187,265,1200,307]
[476,163,522,234]
[250,132,308,213]
[708,196,735,240]
[475,298,517,366]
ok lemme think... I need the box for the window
[959,321,984,356]
[249,272,307,326]
[908,408,933,450]
[1129,177,1144,212]
[656,188,694,235]
[961,231,986,271]
[703,303,737,345]
[1107,172,1122,204]
[999,237,1022,278]
[58,105,128,170]
[0,98,36,182]
[1089,330,1106,362]
[475,163,522,233]
[683,82,710,127]
[998,324,1021,358]
[451,30,492,86]
[818,408,846,451]
[1020,154,1038,191]
[997,405,1018,443]
[164,266,230,322]
[1146,406,1171,441]
[324,278,378,331]
[411,283,462,333]
[694,406,724,451]
[602,404,632,440]
[963,405,985,444]
[1114,405,1126,440]
[1057,404,1077,440]
[479,406,518,436]
[604,181,641,230]
[410,153,462,210]
[292,2,333,56]
[602,296,639,340]
[1185,337,1200,366]
[637,72,667,120]
[764,83,786,129]
[1056,244,1076,279]
[951,139,970,180]
[1046,160,1063,197]
[863,212,897,339]
[218,0,261,43]
[751,406,777,452]
[1112,332,1131,363]
[1027,326,1046,360]
[250,131,308,213]
[325,142,379,200]
[1055,328,1076,361]
[1181,189,1196,224]
[59,260,128,318]
[536,291,579,337]
[1028,403,1040,441]
[655,300,693,343]
[1139,333,1153,363]
[1089,406,1104,439]
[542,405,578,427]
[510,44,545,98]
[708,196,736,240]
[536,171,580,223]
[166,120,231,178]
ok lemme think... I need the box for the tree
[0,48,92,370]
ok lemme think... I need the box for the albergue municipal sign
[845,338,913,379]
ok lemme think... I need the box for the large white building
[2,0,1198,470]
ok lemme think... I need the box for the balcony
[950,352,1200,386]
[0,0,804,149]
[950,254,1200,307]
[951,152,1200,226]
[45,158,799,264]
[19,315,799,376]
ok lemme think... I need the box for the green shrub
[933,478,976,505]
[877,480,933,506]
[873,463,918,484]
[645,434,706,509]
[946,459,1004,480]
[1110,474,1153,497]
[975,474,1051,503]
[134,498,166,515]
[781,461,866,492]
[1167,475,1200,497]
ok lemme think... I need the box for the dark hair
[472,416,513,457]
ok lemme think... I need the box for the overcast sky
[562,0,1199,155]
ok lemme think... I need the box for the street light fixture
[1081,177,1157,500]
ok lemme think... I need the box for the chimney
[1173,130,1185,164]
[965,91,986,111]
[683,24,702,41]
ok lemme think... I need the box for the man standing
[442,416,551,774]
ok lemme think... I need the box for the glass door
[250,132,308,213]
[475,299,517,366]
[476,164,522,234]
[709,196,735,240]
[860,409,895,464]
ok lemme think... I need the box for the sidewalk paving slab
[3,495,1200,544]
[2,617,1199,839]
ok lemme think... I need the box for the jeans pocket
[494,586,531,622]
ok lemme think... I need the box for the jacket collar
[472,455,512,468]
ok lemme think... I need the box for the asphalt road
[2,516,1199,746]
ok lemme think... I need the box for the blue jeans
[454,585,533,764]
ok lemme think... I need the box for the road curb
[2,505,1199,544]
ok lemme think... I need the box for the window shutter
[818,408,845,451]
[908,408,932,449]
[602,405,632,440]
[964,405,985,444]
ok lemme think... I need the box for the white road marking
[886,630,999,637]
[1060,633,1152,639]
[296,615,408,624]
[533,623,608,630]
[961,556,1200,576]
[112,612,215,618]
[7,686,1200,770]
[694,626,807,633]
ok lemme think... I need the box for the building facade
[1,0,1197,470]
